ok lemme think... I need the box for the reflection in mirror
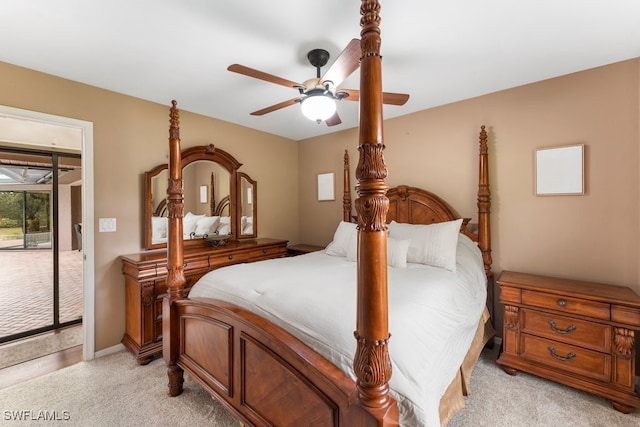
[143,144,257,250]
[238,172,257,238]
[148,161,232,247]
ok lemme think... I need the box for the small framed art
[317,172,335,201]
[535,144,584,196]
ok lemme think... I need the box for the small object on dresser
[496,270,640,414]
[205,232,230,247]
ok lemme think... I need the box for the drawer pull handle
[548,346,576,362]
[547,320,576,335]
[183,263,188,268]
[228,255,233,260]
[557,299,567,307]
[263,249,267,254]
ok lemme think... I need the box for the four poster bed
[162,2,493,426]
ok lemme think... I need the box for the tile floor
[0,249,83,337]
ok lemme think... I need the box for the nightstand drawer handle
[557,299,567,307]
[547,320,576,335]
[548,346,576,362]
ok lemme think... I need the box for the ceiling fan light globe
[301,94,336,123]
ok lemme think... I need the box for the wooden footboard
[164,296,397,426]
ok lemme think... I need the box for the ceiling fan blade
[339,89,409,105]
[338,89,359,102]
[325,112,342,127]
[320,39,361,87]
[382,92,410,105]
[228,64,302,89]
[250,98,299,116]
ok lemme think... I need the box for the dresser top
[121,238,288,264]
[497,270,640,308]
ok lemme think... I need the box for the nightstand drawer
[521,309,611,353]
[522,289,610,321]
[521,334,611,382]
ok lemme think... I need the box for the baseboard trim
[94,343,125,359]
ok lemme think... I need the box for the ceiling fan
[227,39,410,126]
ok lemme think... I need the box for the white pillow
[183,212,205,236]
[151,216,167,239]
[325,221,357,257]
[388,219,463,272]
[216,217,231,235]
[346,236,410,269]
[194,216,220,236]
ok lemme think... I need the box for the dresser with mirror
[121,144,287,364]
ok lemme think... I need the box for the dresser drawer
[521,309,611,353]
[521,334,611,382]
[521,289,610,321]
[209,246,286,268]
[155,257,210,277]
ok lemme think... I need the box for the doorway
[0,148,82,351]
[0,105,94,363]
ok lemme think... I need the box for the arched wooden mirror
[143,144,257,250]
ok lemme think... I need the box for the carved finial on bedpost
[353,0,397,420]
[343,150,352,222]
[477,125,492,275]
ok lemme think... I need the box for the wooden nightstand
[287,244,324,256]
[496,271,640,413]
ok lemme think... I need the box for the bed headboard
[342,125,492,276]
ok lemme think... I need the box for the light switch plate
[99,218,116,232]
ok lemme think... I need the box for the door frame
[0,105,95,361]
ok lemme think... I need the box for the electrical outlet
[99,218,116,232]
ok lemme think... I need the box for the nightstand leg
[500,366,518,376]
[610,400,633,414]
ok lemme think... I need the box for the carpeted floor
[1,346,639,426]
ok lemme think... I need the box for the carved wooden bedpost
[353,0,397,421]
[477,125,492,275]
[163,100,186,397]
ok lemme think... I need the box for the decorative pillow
[183,212,205,236]
[388,219,463,272]
[216,216,232,235]
[325,221,357,257]
[346,236,410,269]
[151,216,167,239]
[241,216,254,234]
[194,216,220,236]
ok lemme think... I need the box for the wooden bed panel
[180,314,233,397]
[387,185,461,225]
[241,333,337,426]
[173,298,386,426]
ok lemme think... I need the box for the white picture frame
[199,185,208,203]
[535,144,584,196]
[317,172,335,201]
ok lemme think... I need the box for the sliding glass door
[0,147,82,343]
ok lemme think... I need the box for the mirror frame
[237,172,257,239]
[144,144,245,250]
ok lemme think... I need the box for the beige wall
[299,58,640,333]
[0,61,299,351]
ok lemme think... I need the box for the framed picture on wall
[535,144,585,196]
[317,172,335,201]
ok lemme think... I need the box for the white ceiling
[1,1,639,141]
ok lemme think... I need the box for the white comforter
[189,234,487,426]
